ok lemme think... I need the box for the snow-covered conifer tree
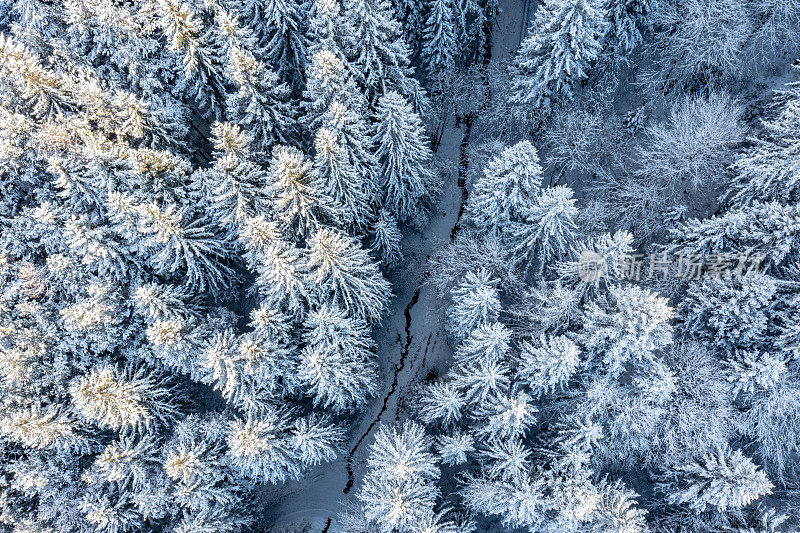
[371,208,403,267]
[511,185,578,277]
[447,269,501,340]
[226,407,344,483]
[356,422,441,530]
[311,124,372,227]
[419,381,466,426]
[305,47,349,111]
[664,446,773,512]
[312,100,378,226]
[580,284,674,376]
[373,91,434,220]
[239,0,309,88]
[509,0,606,112]
[199,122,269,239]
[266,145,330,237]
[225,46,296,151]
[518,334,581,397]
[343,0,424,105]
[422,0,458,78]
[604,0,651,54]
[467,141,543,232]
[306,227,391,323]
[298,304,378,411]
[252,235,310,318]
[454,322,511,367]
[681,275,777,353]
[70,364,178,434]
[732,69,800,202]
[149,0,227,117]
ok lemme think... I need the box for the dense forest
[1,0,800,531]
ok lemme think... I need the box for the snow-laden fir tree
[266,145,331,237]
[604,0,651,54]
[371,208,403,267]
[509,0,606,112]
[307,0,353,66]
[510,185,579,277]
[197,122,270,240]
[224,44,296,152]
[306,227,391,323]
[355,421,447,532]
[579,284,674,377]
[467,140,543,232]
[149,0,227,117]
[733,67,800,202]
[69,364,178,434]
[373,91,435,221]
[454,322,512,367]
[681,274,777,354]
[313,99,379,227]
[518,334,581,397]
[446,268,501,340]
[422,0,458,78]
[238,0,309,89]
[226,407,344,483]
[343,0,425,108]
[251,233,311,318]
[663,446,773,513]
[298,303,378,411]
[311,121,373,228]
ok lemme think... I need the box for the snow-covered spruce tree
[238,0,310,89]
[353,421,455,532]
[197,122,270,240]
[266,144,331,238]
[517,334,581,398]
[681,274,778,354]
[312,99,379,228]
[466,140,543,233]
[446,268,501,341]
[311,116,373,228]
[149,0,228,118]
[298,303,378,411]
[733,66,800,203]
[306,227,391,323]
[371,208,403,268]
[343,0,426,109]
[224,42,296,152]
[579,284,674,377]
[303,47,365,129]
[70,364,179,434]
[225,406,344,484]
[307,0,354,69]
[510,185,579,277]
[662,446,773,514]
[422,0,458,78]
[509,0,606,113]
[604,0,651,55]
[374,91,435,221]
